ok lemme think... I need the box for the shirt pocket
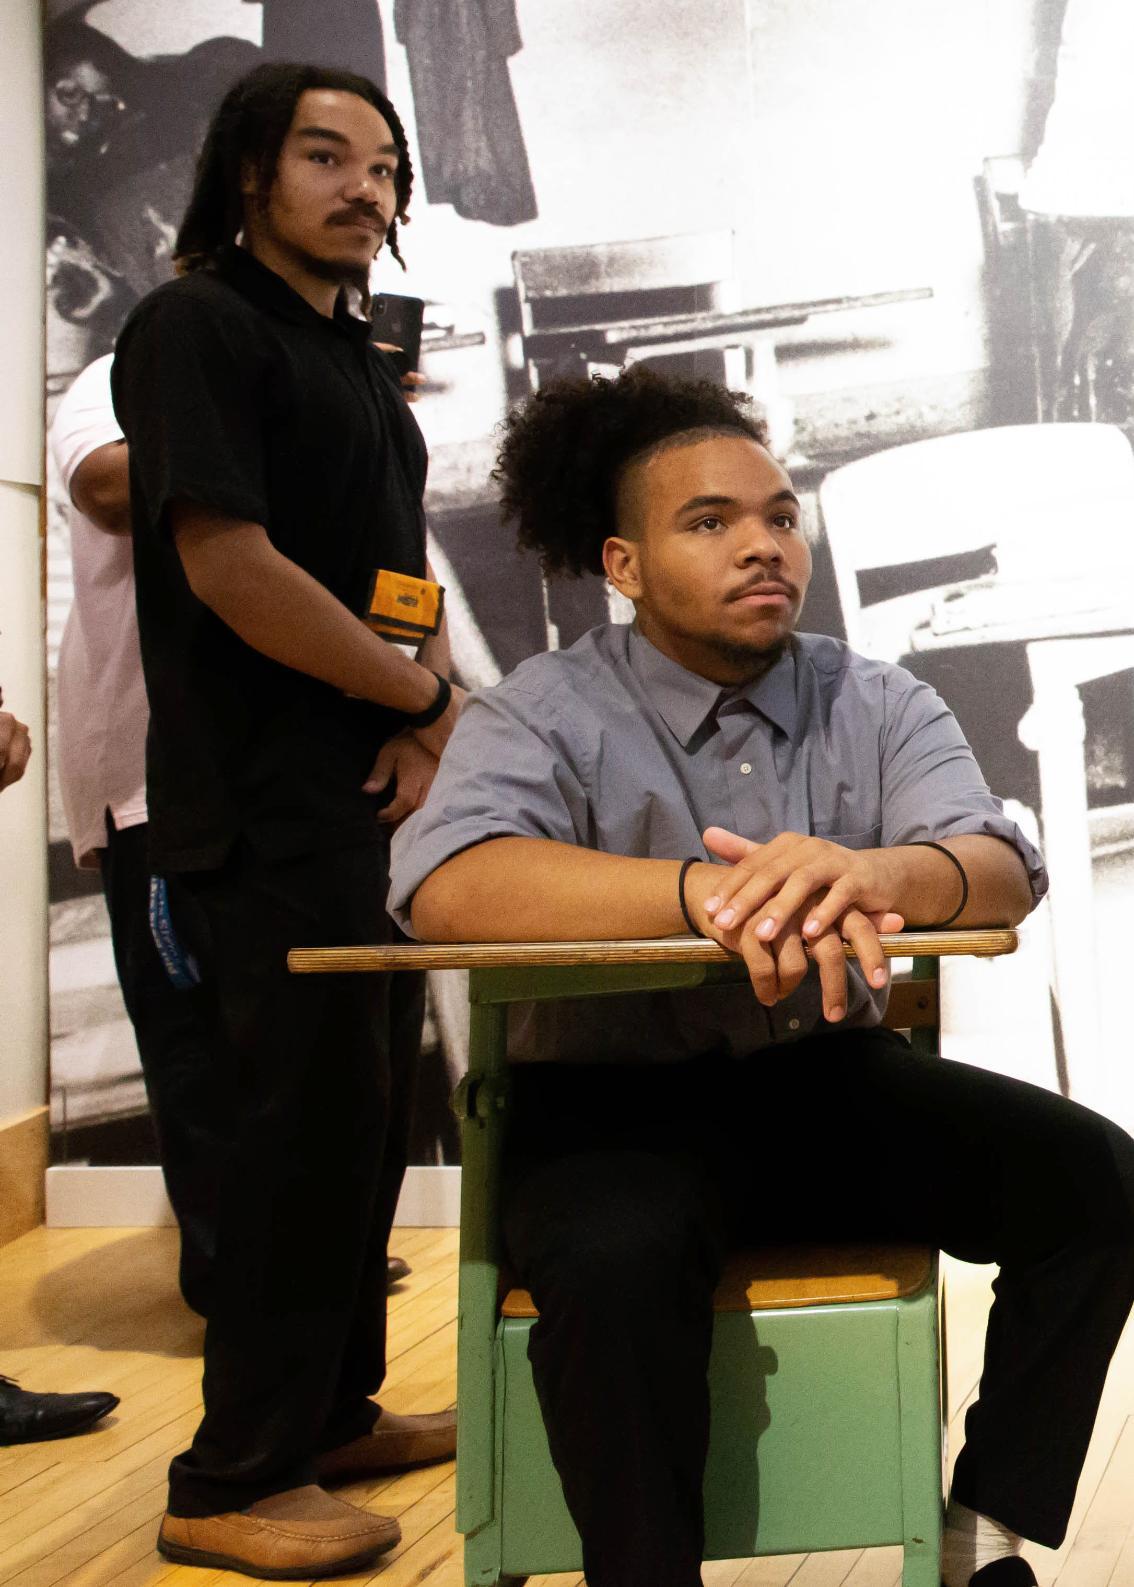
[811,823,883,851]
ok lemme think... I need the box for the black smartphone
[371,292,425,376]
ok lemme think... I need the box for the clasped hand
[362,684,468,825]
[683,828,905,1022]
[363,732,439,825]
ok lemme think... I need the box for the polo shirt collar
[215,243,371,340]
[627,625,798,747]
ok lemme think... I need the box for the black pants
[165,839,424,1517]
[99,819,226,1315]
[502,1029,1134,1587]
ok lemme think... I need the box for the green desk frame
[290,930,1018,1587]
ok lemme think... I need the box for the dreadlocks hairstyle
[494,367,770,578]
[174,62,414,279]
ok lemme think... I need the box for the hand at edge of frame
[0,708,33,792]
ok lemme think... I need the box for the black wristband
[403,671,451,729]
[910,840,969,927]
[677,856,704,937]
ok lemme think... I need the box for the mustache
[326,207,386,233]
[728,573,799,600]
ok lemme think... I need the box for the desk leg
[457,1002,508,1570]
[1019,675,1105,1112]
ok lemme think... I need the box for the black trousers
[502,1029,1134,1587]
[99,819,226,1315]
[165,838,424,1517]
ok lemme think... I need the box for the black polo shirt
[111,244,428,872]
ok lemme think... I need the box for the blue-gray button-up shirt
[389,624,1047,1064]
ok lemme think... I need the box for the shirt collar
[214,244,372,341]
[627,625,799,747]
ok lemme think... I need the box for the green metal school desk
[290,928,1018,1587]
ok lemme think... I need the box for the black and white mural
[45,0,1134,1174]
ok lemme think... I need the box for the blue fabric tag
[148,875,202,990]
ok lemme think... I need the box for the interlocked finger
[810,929,851,1023]
[839,908,889,993]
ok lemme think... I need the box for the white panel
[0,480,47,1125]
[392,1166,462,1228]
[46,1164,462,1228]
[0,0,44,486]
[46,1165,177,1227]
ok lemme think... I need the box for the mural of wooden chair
[819,422,1134,1112]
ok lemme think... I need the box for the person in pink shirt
[52,354,223,1316]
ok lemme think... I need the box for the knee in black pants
[506,1146,723,1317]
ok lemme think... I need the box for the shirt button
[788,1018,800,1031]
[740,762,752,775]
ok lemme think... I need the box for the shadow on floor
[32,1228,204,1360]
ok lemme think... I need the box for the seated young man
[388,369,1134,1587]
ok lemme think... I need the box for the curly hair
[174,62,413,279]
[494,367,769,578]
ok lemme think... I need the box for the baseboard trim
[44,1163,461,1229]
[0,1106,49,1246]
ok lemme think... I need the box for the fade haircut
[174,61,413,280]
[494,367,770,578]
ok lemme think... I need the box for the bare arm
[410,828,1029,1024]
[418,556,451,679]
[357,557,458,823]
[875,833,1032,928]
[172,502,459,750]
[70,441,131,534]
[411,830,1027,945]
[411,837,687,943]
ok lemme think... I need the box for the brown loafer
[157,1484,400,1579]
[318,1407,457,1483]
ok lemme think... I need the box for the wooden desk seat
[502,1242,934,1318]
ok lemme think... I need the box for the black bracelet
[677,856,704,936]
[910,840,969,927]
[403,671,451,729]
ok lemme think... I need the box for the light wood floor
[2,1229,1133,1587]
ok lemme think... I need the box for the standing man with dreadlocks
[112,63,459,1579]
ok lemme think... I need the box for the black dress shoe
[387,1255,412,1287]
[962,1560,1037,1587]
[0,1376,119,1445]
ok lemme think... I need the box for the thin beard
[300,252,372,293]
[711,634,789,676]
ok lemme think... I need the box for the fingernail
[756,918,776,940]
[803,917,820,936]
[827,1005,844,1022]
[704,896,721,914]
[716,908,736,927]
[871,967,888,987]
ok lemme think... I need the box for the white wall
[0,0,48,1124]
